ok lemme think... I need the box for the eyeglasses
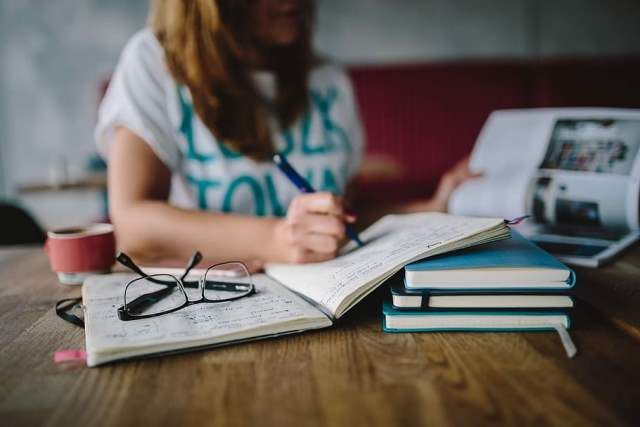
[116,251,255,321]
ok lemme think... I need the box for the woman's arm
[350,158,480,227]
[108,127,353,267]
[398,157,480,213]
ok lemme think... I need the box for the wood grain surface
[1,245,639,427]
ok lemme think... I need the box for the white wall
[0,0,147,192]
[0,0,8,197]
[314,0,640,63]
[0,0,148,227]
[315,0,530,63]
[535,0,640,57]
[1,0,639,228]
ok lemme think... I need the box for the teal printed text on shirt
[186,174,221,210]
[179,84,351,215]
[309,87,351,154]
[187,167,342,215]
[222,175,266,216]
[178,87,215,162]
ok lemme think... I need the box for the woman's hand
[430,157,481,212]
[270,193,355,263]
[399,156,481,214]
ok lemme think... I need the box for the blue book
[390,281,575,310]
[404,231,576,291]
[382,300,571,332]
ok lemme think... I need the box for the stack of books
[383,231,577,356]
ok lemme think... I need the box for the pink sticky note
[54,349,87,364]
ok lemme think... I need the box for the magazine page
[449,109,555,219]
[449,108,640,231]
[528,116,640,230]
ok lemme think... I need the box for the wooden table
[1,245,639,427]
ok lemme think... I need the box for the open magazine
[449,108,640,267]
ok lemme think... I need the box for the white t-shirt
[96,29,364,217]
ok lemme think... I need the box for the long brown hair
[150,0,314,160]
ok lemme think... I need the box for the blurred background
[1,0,640,233]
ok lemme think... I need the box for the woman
[96,0,474,268]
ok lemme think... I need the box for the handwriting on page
[84,274,325,350]
[323,223,464,306]
[266,213,501,316]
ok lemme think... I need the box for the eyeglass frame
[116,251,256,321]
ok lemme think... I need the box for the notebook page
[266,213,506,318]
[82,273,331,366]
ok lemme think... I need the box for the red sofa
[348,57,640,204]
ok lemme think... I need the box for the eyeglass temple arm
[117,251,203,281]
[116,252,150,277]
[180,251,203,282]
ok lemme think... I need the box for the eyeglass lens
[203,262,253,301]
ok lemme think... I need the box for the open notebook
[82,213,509,367]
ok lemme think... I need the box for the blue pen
[273,154,364,247]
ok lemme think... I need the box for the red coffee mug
[45,223,116,285]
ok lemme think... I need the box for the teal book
[390,281,575,310]
[382,300,571,332]
[404,231,576,290]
